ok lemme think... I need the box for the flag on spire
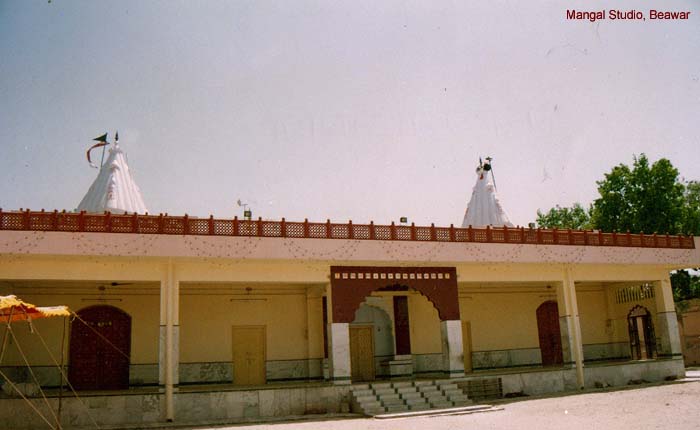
[86,133,110,168]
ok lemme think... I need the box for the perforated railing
[0,209,695,249]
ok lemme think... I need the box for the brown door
[536,301,563,366]
[462,320,473,373]
[69,305,131,390]
[350,325,375,382]
[232,326,266,386]
[393,296,411,355]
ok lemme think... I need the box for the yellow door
[350,325,375,382]
[232,326,266,386]
[462,320,473,373]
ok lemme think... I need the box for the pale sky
[1,1,699,227]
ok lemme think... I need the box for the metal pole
[99,141,108,170]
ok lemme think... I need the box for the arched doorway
[628,305,656,360]
[69,305,131,390]
[350,301,394,382]
[536,301,563,366]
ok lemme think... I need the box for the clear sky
[1,1,698,227]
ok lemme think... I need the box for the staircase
[350,379,472,416]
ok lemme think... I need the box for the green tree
[536,203,592,229]
[671,269,700,302]
[682,181,700,235]
[589,154,685,234]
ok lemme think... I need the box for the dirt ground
[192,377,700,430]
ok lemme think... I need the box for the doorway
[232,326,266,386]
[350,325,375,382]
[462,320,473,372]
[536,301,563,366]
[628,306,656,360]
[69,305,131,390]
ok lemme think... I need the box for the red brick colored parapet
[0,209,695,249]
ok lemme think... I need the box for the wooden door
[462,320,473,373]
[232,326,266,386]
[69,305,131,390]
[350,325,375,382]
[536,301,563,366]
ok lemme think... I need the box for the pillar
[654,277,683,359]
[328,323,351,384]
[556,282,575,366]
[305,286,325,379]
[159,260,179,421]
[561,267,584,389]
[440,320,465,378]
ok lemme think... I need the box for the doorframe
[231,325,267,386]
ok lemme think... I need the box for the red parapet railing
[0,208,695,249]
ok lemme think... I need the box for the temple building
[0,152,698,428]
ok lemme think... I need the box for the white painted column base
[656,311,683,359]
[440,320,465,378]
[329,323,351,384]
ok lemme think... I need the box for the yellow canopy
[0,295,70,323]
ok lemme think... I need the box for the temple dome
[76,140,148,214]
[461,159,513,228]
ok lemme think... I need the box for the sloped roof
[76,142,148,214]
[461,160,513,228]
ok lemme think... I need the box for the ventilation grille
[615,283,655,304]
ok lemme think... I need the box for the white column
[562,267,584,389]
[440,320,465,378]
[328,323,351,384]
[159,260,179,422]
[556,283,575,366]
[654,277,683,359]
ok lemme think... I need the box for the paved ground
[188,375,700,430]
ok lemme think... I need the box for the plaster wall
[179,288,310,363]
[1,230,698,269]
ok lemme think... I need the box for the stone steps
[350,378,474,416]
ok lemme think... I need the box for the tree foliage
[682,181,700,235]
[589,154,685,234]
[536,203,591,230]
[671,269,700,302]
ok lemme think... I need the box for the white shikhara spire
[461,158,513,228]
[76,137,148,214]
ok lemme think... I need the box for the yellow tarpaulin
[0,295,70,323]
